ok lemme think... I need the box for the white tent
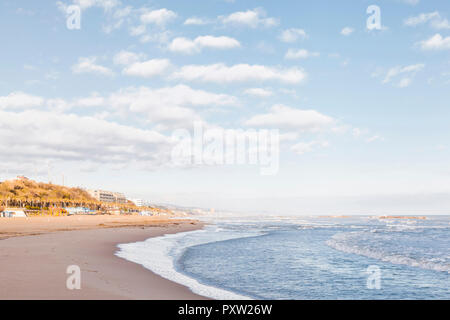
[3,209,27,218]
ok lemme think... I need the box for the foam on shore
[116,227,254,300]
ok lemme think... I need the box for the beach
[0,216,208,300]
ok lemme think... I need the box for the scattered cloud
[374,64,425,87]
[122,59,171,78]
[404,11,450,29]
[244,104,334,132]
[110,84,237,113]
[220,8,278,28]
[0,92,44,109]
[418,34,450,50]
[168,36,241,54]
[74,93,105,107]
[106,84,238,129]
[140,8,177,26]
[341,27,354,36]
[171,63,307,84]
[113,50,146,65]
[72,57,114,76]
[279,28,307,43]
[0,109,173,169]
[243,88,273,98]
[184,17,210,26]
[285,49,320,60]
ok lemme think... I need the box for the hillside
[0,178,96,202]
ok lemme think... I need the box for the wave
[115,228,254,300]
[326,232,450,273]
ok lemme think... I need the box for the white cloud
[375,64,425,87]
[279,28,307,43]
[122,59,171,78]
[112,5,131,18]
[72,57,114,76]
[75,94,105,107]
[140,8,177,26]
[0,109,173,168]
[383,64,424,83]
[195,36,240,50]
[404,12,440,26]
[110,84,237,111]
[366,135,382,143]
[0,92,44,109]
[168,36,241,54]
[129,25,146,36]
[418,33,450,50]
[220,8,278,28]
[113,50,146,65]
[46,98,72,112]
[341,27,354,36]
[431,18,450,30]
[184,17,210,26]
[397,78,412,88]
[168,38,198,54]
[404,12,450,29]
[285,49,320,60]
[108,84,238,128]
[243,88,273,98]
[139,30,172,44]
[244,104,334,132]
[0,84,240,168]
[291,141,329,155]
[171,63,307,84]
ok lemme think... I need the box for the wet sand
[0,216,207,300]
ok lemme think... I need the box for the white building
[1,209,27,218]
[87,190,127,204]
[130,199,151,207]
[131,199,144,207]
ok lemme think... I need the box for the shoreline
[0,216,209,300]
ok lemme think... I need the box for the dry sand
[0,216,208,300]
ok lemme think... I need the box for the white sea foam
[327,232,450,273]
[115,227,255,300]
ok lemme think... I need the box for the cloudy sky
[1,0,449,214]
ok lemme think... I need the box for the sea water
[116,215,449,300]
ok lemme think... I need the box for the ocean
[116,215,450,300]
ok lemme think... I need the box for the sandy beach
[0,216,208,300]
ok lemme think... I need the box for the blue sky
[0,0,449,214]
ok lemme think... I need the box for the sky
[0,0,449,215]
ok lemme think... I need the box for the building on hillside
[87,190,127,203]
[130,199,152,207]
[112,192,127,204]
[131,199,144,207]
